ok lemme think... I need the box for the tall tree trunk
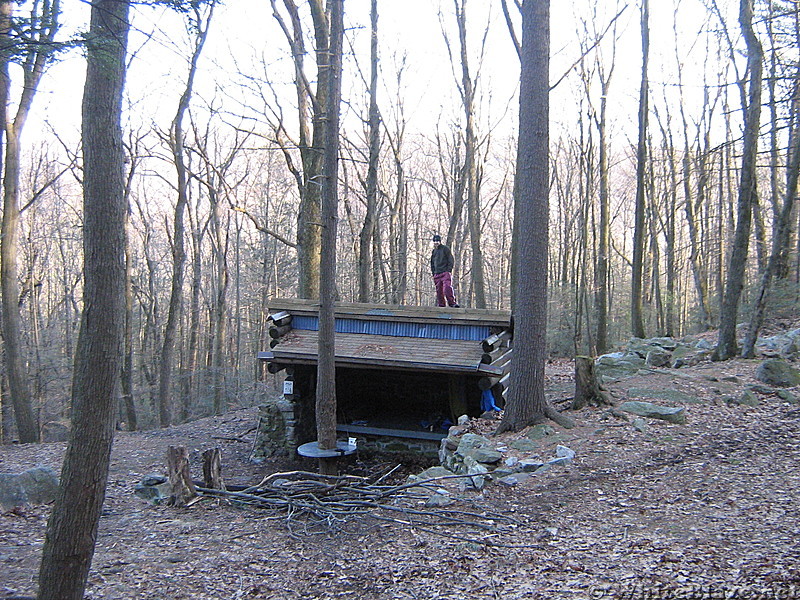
[595,77,612,353]
[358,0,379,303]
[498,0,571,433]
[37,1,130,597]
[316,0,344,473]
[158,5,214,427]
[455,0,487,308]
[714,0,763,361]
[1,0,61,443]
[741,66,800,358]
[630,0,649,339]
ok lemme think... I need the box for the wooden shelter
[259,299,512,448]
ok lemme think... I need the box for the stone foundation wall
[250,399,297,463]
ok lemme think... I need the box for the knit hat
[432,234,441,242]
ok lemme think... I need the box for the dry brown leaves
[2,358,800,599]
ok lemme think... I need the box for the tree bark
[167,445,198,506]
[37,2,130,596]
[498,0,572,433]
[714,0,763,361]
[316,0,344,474]
[358,0,380,303]
[0,0,61,443]
[158,4,214,427]
[571,356,614,410]
[630,0,649,339]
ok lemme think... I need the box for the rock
[467,448,503,465]
[425,492,453,507]
[42,421,70,442]
[0,467,59,509]
[736,390,760,407]
[140,474,167,486]
[16,467,59,504]
[619,401,686,424]
[755,359,800,387]
[497,473,530,486]
[504,456,519,468]
[694,338,714,350]
[479,410,500,420]
[777,389,799,404]
[463,456,489,489]
[555,445,575,460]
[134,482,171,504]
[510,439,539,452]
[547,456,572,467]
[457,414,470,426]
[517,459,545,472]
[526,424,555,440]
[632,418,648,433]
[414,466,453,482]
[721,375,740,383]
[747,384,775,395]
[627,388,699,405]
[455,433,493,458]
[0,474,27,510]
[645,348,672,367]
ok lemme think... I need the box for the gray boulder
[619,401,686,424]
[755,359,800,388]
[0,466,59,510]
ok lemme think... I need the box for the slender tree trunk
[714,0,763,361]
[1,0,61,443]
[742,66,800,358]
[595,79,611,353]
[630,0,649,339]
[455,0,487,308]
[158,5,214,427]
[316,0,344,474]
[37,1,130,596]
[358,0,380,303]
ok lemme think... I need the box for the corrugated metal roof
[291,315,489,341]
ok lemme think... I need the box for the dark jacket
[430,244,454,275]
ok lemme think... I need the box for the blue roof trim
[291,315,488,341]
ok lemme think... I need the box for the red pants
[433,271,457,307]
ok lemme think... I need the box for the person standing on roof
[430,234,459,308]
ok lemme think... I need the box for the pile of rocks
[596,337,715,380]
[428,419,576,491]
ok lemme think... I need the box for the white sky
[20,0,741,164]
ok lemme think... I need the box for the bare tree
[357,0,380,303]
[158,2,215,427]
[37,0,130,596]
[630,0,649,339]
[714,0,763,360]
[1,0,62,443]
[317,0,344,474]
[498,0,572,433]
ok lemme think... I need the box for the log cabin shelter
[258,299,513,448]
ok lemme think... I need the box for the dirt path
[2,359,800,599]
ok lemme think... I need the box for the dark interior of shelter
[289,365,484,444]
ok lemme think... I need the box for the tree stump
[202,447,225,491]
[166,445,197,506]
[571,356,614,410]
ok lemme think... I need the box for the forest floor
[2,358,800,599]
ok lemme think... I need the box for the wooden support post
[571,356,614,409]
[202,447,225,491]
[166,445,197,507]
